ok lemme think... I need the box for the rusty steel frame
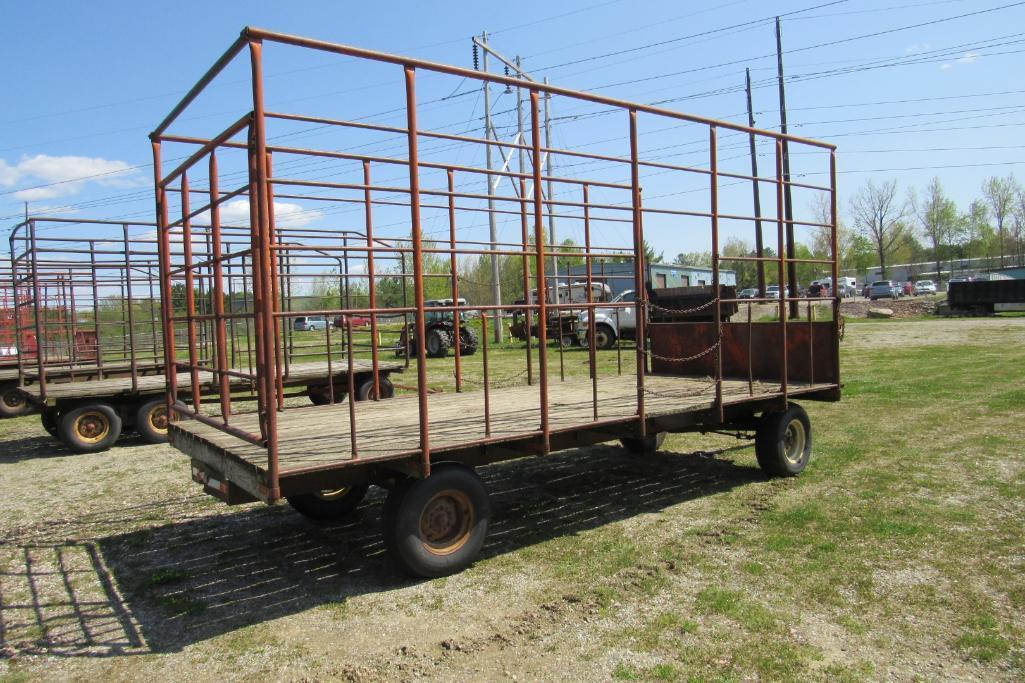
[8,218,167,398]
[150,27,840,503]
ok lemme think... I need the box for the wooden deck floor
[19,360,402,401]
[172,375,835,477]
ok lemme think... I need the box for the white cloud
[199,198,323,228]
[957,51,980,64]
[0,154,141,201]
[940,63,952,70]
[905,43,930,55]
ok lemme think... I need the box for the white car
[576,290,637,349]
[914,280,937,296]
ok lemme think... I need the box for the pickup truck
[576,289,637,349]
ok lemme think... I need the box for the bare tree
[810,194,854,270]
[912,178,961,285]
[982,175,1018,268]
[849,179,906,279]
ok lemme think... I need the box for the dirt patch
[841,296,940,319]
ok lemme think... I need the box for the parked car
[333,314,372,328]
[765,285,790,298]
[868,280,901,301]
[914,280,937,296]
[738,288,758,299]
[293,315,328,331]
[902,281,914,296]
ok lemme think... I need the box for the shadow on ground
[0,444,762,657]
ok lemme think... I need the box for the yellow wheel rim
[74,410,110,444]
[314,487,350,501]
[148,404,168,434]
[419,489,474,556]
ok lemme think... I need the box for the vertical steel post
[530,90,550,452]
[363,161,381,398]
[583,184,598,420]
[829,150,841,390]
[481,310,491,436]
[180,173,202,411]
[89,242,102,375]
[209,152,232,421]
[151,141,177,420]
[775,140,789,403]
[122,223,138,392]
[710,127,724,423]
[28,221,48,395]
[520,178,533,386]
[405,65,432,477]
[628,110,646,438]
[249,39,281,500]
[447,168,462,392]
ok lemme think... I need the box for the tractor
[396,298,479,358]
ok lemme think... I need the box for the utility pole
[745,68,766,297]
[479,31,503,342]
[776,16,798,318]
[474,36,554,308]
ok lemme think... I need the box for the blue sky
[1,0,1023,261]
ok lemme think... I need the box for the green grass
[491,320,1025,680]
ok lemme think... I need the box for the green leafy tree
[912,178,962,285]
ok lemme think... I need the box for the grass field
[0,317,1022,681]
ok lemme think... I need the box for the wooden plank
[19,360,404,401]
[170,375,837,480]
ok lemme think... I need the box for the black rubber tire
[594,324,617,350]
[383,464,491,578]
[308,386,330,405]
[308,385,347,405]
[355,375,395,401]
[287,482,371,521]
[459,327,479,356]
[135,398,169,444]
[0,384,31,418]
[41,407,60,437]
[58,402,122,453]
[561,334,576,348]
[425,328,452,358]
[620,431,667,453]
[755,403,812,477]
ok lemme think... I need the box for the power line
[583,1,1025,91]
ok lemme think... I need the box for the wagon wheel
[287,482,371,520]
[383,464,491,578]
[0,385,31,418]
[135,398,170,444]
[755,403,812,477]
[58,403,122,453]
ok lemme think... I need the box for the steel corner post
[628,109,645,438]
[404,64,432,478]
[248,37,281,500]
[530,89,550,453]
[709,126,724,423]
